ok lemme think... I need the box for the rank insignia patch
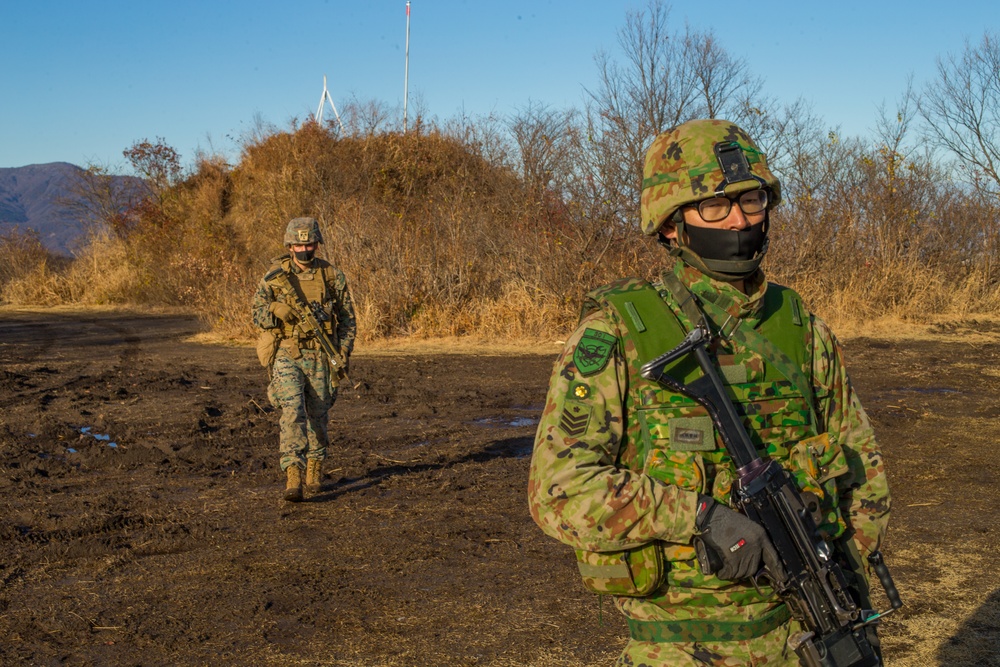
[573,383,590,399]
[559,400,592,437]
[573,329,616,376]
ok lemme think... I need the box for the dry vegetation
[0,125,654,342]
[2,119,998,342]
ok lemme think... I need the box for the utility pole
[403,1,411,133]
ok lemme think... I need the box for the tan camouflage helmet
[283,217,323,245]
[640,119,781,235]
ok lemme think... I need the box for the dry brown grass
[880,545,997,667]
[3,121,999,344]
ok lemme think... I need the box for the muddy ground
[0,308,998,667]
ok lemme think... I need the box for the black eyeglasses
[692,189,769,222]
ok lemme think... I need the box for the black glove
[694,495,783,581]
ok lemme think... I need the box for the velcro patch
[668,416,716,451]
[559,400,593,437]
[720,363,748,385]
[573,329,616,376]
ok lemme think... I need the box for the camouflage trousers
[268,348,338,471]
[615,619,802,666]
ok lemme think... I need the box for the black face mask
[682,222,767,263]
[293,248,316,264]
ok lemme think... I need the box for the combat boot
[305,459,323,495]
[284,465,303,502]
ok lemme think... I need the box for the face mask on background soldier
[292,243,316,265]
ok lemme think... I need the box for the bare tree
[508,101,579,194]
[584,0,693,216]
[60,164,145,241]
[688,30,765,122]
[920,32,1000,194]
[440,109,515,169]
[582,0,766,224]
[339,96,397,137]
[874,76,918,166]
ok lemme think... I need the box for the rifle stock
[640,326,901,667]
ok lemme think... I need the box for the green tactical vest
[582,278,850,599]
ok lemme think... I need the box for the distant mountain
[0,162,138,256]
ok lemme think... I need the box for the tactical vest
[265,256,338,342]
[583,278,850,618]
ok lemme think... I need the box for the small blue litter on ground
[66,448,77,454]
[79,426,118,448]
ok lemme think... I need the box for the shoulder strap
[597,282,688,366]
[658,273,818,424]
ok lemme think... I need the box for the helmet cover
[283,217,323,245]
[640,119,781,236]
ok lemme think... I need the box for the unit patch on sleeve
[573,329,616,376]
[559,400,593,437]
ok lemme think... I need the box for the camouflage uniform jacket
[251,255,357,357]
[528,258,890,628]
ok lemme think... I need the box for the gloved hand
[269,301,297,324]
[694,495,783,581]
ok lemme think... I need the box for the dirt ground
[0,308,998,667]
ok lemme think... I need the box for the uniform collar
[671,257,768,330]
[285,255,316,274]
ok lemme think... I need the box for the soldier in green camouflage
[252,217,357,502]
[528,120,891,665]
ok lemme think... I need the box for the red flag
[406,3,410,15]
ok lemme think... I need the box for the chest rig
[585,276,847,563]
[266,257,338,343]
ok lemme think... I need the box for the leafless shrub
[920,32,1000,195]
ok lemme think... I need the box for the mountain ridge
[0,162,135,256]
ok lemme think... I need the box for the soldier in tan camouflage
[528,120,891,665]
[252,217,357,502]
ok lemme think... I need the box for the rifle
[269,268,350,387]
[640,325,902,667]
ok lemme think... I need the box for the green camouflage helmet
[283,217,323,245]
[640,119,781,236]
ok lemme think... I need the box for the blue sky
[2,1,997,170]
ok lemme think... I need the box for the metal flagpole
[403,1,411,132]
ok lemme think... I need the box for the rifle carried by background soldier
[252,216,358,502]
[641,325,902,667]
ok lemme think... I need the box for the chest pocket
[293,271,337,335]
[730,381,815,455]
[636,397,713,495]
